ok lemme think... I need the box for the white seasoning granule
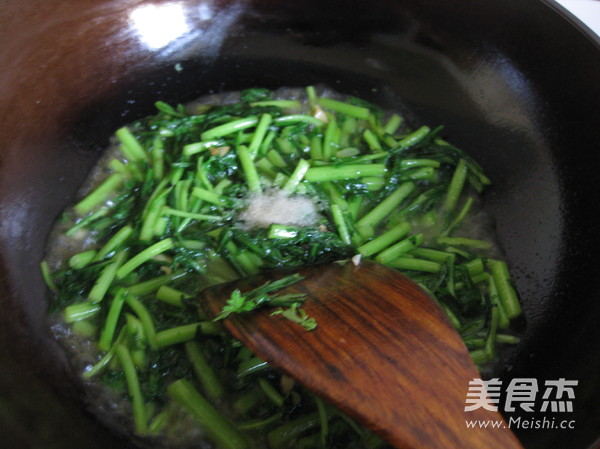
[239,190,319,229]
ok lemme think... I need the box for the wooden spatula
[201,260,523,449]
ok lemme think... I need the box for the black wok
[1,1,599,448]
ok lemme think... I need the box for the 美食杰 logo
[464,378,578,430]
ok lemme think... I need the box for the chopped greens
[214,274,307,321]
[43,86,522,449]
[271,303,318,331]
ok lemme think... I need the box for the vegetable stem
[98,288,127,351]
[68,250,97,269]
[183,140,226,156]
[40,260,58,294]
[318,97,370,120]
[237,145,262,192]
[375,234,424,265]
[444,159,468,213]
[116,127,149,162]
[185,341,225,400]
[155,285,188,307]
[305,164,386,182]
[385,257,442,273]
[115,344,147,434]
[489,260,521,320]
[116,238,174,279]
[396,126,430,150]
[282,159,310,193]
[94,225,133,261]
[124,295,158,349]
[155,323,199,347]
[74,173,123,215]
[63,302,101,323]
[88,251,127,303]
[356,182,415,230]
[358,222,411,257]
[201,116,259,140]
[331,204,351,245]
[168,379,248,449]
[248,113,273,158]
[273,115,325,127]
[268,413,320,449]
[163,207,222,221]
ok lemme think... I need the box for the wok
[1,0,599,448]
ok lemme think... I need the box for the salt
[239,190,319,229]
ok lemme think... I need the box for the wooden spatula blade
[202,261,523,449]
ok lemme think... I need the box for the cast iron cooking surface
[1,1,599,448]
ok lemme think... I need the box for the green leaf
[271,303,318,331]
[214,274,308,322]
[214,290,250,320]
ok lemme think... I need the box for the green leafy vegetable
[43,86,522,449]
[214,274,307,321]
[271,303,318,331]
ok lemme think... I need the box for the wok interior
[1,0,599,448]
